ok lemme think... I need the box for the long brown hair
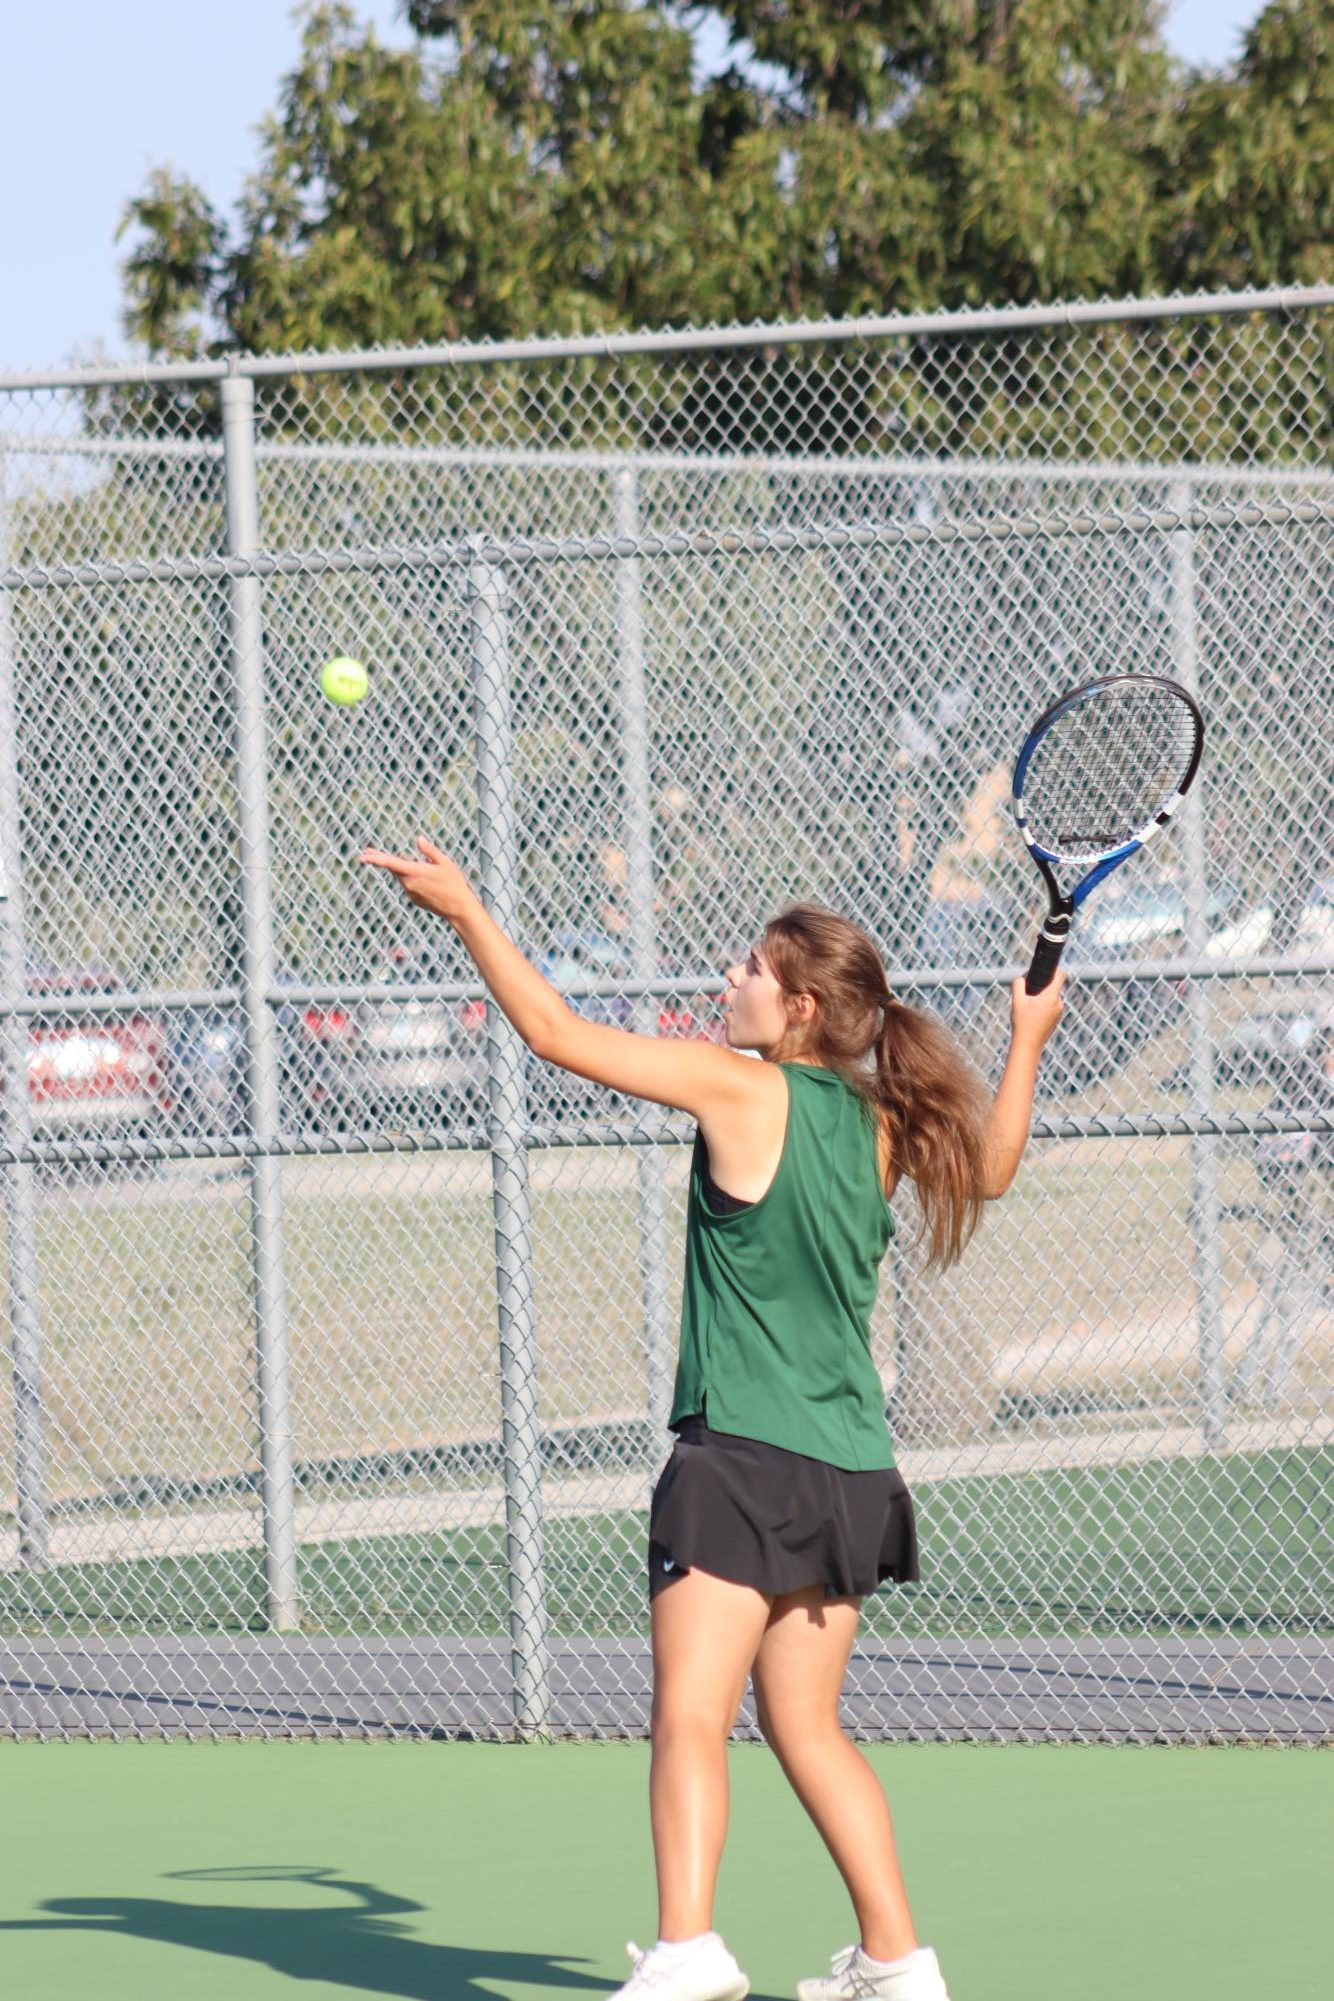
[761,901,992,1269]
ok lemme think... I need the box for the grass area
[5,1444,1330,1643]
[0,1131,1280,1511]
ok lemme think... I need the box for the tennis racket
[1011,672,1204,995]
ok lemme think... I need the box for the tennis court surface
[2,1740,1329,2001]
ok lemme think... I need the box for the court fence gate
[1,284,1332,1742]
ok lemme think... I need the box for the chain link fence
[1,286,1332,1741]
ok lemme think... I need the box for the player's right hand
[358,835,478,923]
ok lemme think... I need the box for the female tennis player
[360,835,1065,2001]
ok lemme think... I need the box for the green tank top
[669,1059,897,1470]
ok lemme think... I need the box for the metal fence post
[0,474,48,1572]
[1170,478,1227,1449]
[220,370,300,1632]
[468,556,552,1741]
[612,469,674,1480]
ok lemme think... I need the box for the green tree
[117,167,228,359]
[117,0,1334,366]
[899,0,1175,305]
[1169,0,1334,289]
[119,1,713,360]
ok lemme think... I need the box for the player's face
[722,941,803,1053]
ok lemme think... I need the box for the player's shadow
[0,1864,732,2001]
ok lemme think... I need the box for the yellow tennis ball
[320,656,369,706]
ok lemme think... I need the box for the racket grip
[1025,917,1070,995]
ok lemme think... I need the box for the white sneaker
[795,1942,950,2001]
[609,1933,750,2001]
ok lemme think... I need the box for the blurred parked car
[0,962,174,1157]
[1251,1010,1334,1181]
[168,1009,244,1135]
[344,944,488,1128]
[1152,875,1334,1095]
[1187,873,1334,964]
[1078,871,1245,954]
[334,929,677,1132]
[1089,871,1334,967]
[656,976,728,1046]
[1052,934,1183,1090]
[908,879,1191,1089]
[171,934,735,1139]
[533,931,634,1029]
[169,968,367,1137]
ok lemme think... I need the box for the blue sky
[2,1,1266,371]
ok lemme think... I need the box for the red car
[10,963,173,1141]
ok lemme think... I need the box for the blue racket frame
[1011,672,1204,994]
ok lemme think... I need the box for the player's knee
[651,1688,737,1741]
[754,1673,843,1745]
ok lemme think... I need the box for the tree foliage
[1168,0,1334,287]
[117,0,1332,364]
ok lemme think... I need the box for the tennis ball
[320,656,369,706]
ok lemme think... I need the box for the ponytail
[761,900,993,1268]
[874,999,991,1270]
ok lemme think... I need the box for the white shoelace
[823,1944,906,1995]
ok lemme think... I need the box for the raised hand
[357,836,477,924]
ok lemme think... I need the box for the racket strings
[1022,681,1198,862]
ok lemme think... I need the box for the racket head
[1012,672,1203,885]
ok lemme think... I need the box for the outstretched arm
[982,973,1066,1197]
[358,835,762,1121]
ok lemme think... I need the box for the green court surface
[1,1743,1329,2001]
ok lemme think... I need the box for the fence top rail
[1,285,1331,395]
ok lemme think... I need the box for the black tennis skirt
[647,1413,920,1603]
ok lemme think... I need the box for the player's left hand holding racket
[1011,672,1204,994]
